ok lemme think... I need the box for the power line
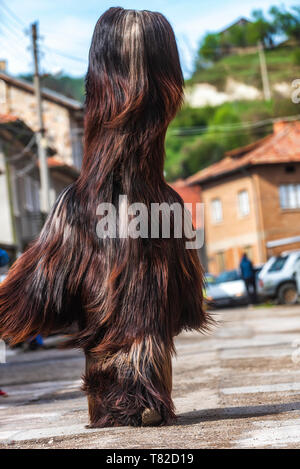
[42,45,87,64]
[15,158,37,177]
[0,0,27,28]
[6,136,36,163]
[0,6,27,39]
[0,23,29,54]
[171,114,300,136]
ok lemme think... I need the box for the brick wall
[255,164,300,256]
[201,173,261,275]
[0,80,81,166]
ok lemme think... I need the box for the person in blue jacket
[240,252,257,304]
[0,248,10,271]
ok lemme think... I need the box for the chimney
[0,60,7,72]
[273,120,288,134]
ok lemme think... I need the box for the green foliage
[207,104,251,150]
[196,4,300,69]
[164,97,298,182]
[19,73,85,103]
[169,105,215,129]
[225,24,248,48]
[246,9,276,47]
[197,33,222,63]
[270,5,300,43]
[292,48,300,64]
[190,44,300,92]
[181,137,225,176]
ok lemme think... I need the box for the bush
[207,104,251,150]
[292,48,300,64]
[181,137,225,175]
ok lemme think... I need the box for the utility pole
[258,41,271,101]
[31,22,51,216]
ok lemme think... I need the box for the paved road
[1,305,300,449]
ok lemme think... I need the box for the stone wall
[0,79,82,167]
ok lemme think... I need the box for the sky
[0,0,297,78]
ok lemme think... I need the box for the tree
[197,33,222,63]
[225,24,248,48]
[181,137,225,175]
[19,73,85,102]
[270,5,300,43]
[207,105,251,150]
[245,9,275,47]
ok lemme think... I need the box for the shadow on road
[177,401,300,425]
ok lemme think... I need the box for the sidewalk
[1,305,300,449]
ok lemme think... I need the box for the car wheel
[278,282,298,305]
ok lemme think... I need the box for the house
[219,17,250,37]
[0,69,84,257]
[219,17,255,55]
[0,114,41,256]
[169,180,207,269]
[0,113,80,257]
[0,70,83,202]
[185,121,300,275]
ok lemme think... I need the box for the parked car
[258,250,300,305]
[205,269,248,308]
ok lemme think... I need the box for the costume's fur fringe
[0,8,213,427]
[84,338,175,427]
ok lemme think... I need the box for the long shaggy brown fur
[0,8,212,427]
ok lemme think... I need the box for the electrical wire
[15,158,37,177]
[171,114,300,136]
[41,45,87,64]
[5,135,36,163]
[0,0,27,28]
[0,7,27,40]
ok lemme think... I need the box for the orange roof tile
[186,121,300,185]
[47,156,65,168]
[0,114,19,124]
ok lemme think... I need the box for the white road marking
[222,382,300,395]
[235,419,300,448]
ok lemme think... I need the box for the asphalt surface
[1,305,300,449]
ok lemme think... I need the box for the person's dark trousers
[244,277,257,304]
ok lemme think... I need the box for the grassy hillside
[187,46,300,91]
[19,74,85,103]
[18,47,300,183]
[165,96,300,182]
[164,45,300,182]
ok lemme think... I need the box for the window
[70,127,83,170]
[211,198,223,223]
[268,256,288,273]
[279,184,300,209]
[32,180,40,211]
[237,190,250,217]
[216,269,241,283]
[24,176,40,212]
[216,251,225,272]
[285,165,295,173]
